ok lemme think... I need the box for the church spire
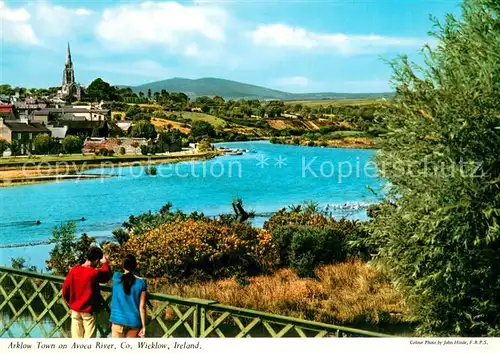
[66,42,72,65]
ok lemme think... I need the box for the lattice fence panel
[0,268,389,339]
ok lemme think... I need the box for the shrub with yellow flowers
[121,219,277,282]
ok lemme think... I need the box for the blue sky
[1,0,462,93]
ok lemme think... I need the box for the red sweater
[62,263,111,313]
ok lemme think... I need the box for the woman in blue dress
[110,254,147,338]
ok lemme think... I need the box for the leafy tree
[125,105,142,120]
[112,228,129,245]
[61,135,83,154]
[0,84,15,95]
[32,134,52,154]
[190,121,215,141]
[0,138,10,155]
[193,96,215,113]
[116,87,138,102]
[130,120,157,139]
[46,222,97,275]
[85,78,119,102]
[369,0,500,336]
[160,89,169,100]
[156,129,185,152]
[147,88,152,101]
[11,257,37,272]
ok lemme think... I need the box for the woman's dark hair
[120,254,137,296]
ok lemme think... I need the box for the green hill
[130,77,393,101]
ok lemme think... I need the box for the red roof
[0,104,13,113]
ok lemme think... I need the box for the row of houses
[0,103,112,155]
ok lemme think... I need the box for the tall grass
[152,260,407,327]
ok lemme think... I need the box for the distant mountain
[128,77,393,101]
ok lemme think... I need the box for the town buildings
[0,44,111,156]
[0,117,51,155]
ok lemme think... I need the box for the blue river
[0,141,383,269]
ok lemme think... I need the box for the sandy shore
[0,152,217,187]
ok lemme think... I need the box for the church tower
[62,43,75,92]
[60,42,81,100]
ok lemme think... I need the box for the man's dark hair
[87,246,103,262]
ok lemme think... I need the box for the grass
[151,118,190,134]
[137,103,162,109]
[287,98,388,107]
[152,260,407,328]
[328,130,368,138]
[0,151,211,166]
[173,111,227,128]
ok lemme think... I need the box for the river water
[0,141,383,269]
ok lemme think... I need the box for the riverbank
[0,151,218,187]
[270,137,379,149]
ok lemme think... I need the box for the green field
[285,98,388,107]
[174,111,227,128]
[328,130,369,138]
[0,152,211,167]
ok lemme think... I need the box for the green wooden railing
[0,266,390,338]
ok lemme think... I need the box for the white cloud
[0,1,40,45]
[274,76,311,87]
[33,1,95,37]
[96,1,228,53]
[184,44,200,57]
[250,24,426,54]
[75,8,93,16]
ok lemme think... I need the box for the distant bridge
[0,266,389,338]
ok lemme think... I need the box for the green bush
[32,134,51,154]
[0,138,10,155]
[267,204,375,277]
[369,0,500,336]
[112,228,129,246]
[119,146,126,155]
[10,140,22,156]
[61,135,83,154]
[96,148,108,156]
[272,225,346,277]
[121,219,274,283]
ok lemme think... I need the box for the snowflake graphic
[274,155,288,168]
[255,155,269,168]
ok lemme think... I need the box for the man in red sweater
[62,246,112,338]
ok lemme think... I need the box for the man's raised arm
[97,255,112,283]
